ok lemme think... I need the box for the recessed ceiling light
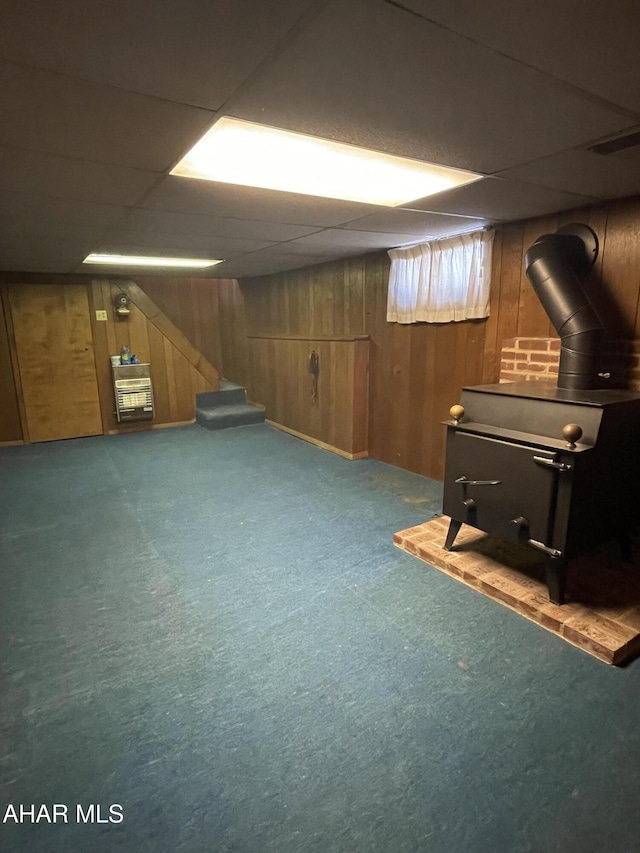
[171,117,482,207]
[83,253,223,268]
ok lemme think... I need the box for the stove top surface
[465,382,640,407]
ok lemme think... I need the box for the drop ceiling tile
[216,252,339,278]
[228,0,634,174]
[119,208,322,241]
[0,257,78,274]
[497,146,640,201]
[0,236,92,273]
[0,0,316,110]
[342,209,490,236]
[97,231,275,258]
[399,0,640,115]
[0,146,161,206]
[141,176,382,226]
[0,218,110,242]
[409,177,598,221]
[0,191,128,229]
[288,229,429,252]
[244,242,345,259]
[0,60,214,172]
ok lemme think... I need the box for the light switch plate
[95,310,108,321]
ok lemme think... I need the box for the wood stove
[442,224,640,604]
[442,382,640,604]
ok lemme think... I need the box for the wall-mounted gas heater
[113,363,154,423]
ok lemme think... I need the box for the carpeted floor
[1,423,640,852]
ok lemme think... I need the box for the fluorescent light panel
[83,253,223,268]
[171,117,482,207]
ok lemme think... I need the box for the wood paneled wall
[135,277,249,389]
[243,257,366,338]
[233,255,486,478]
[136,277,223,375]
[140,270,370,457]
[89,280,219,433]
[230,260,369,457]
[136,276,249,385]
[249,336,369,457]
[0,276,221,443]
[3,195,640,470]
[364,260,487,479]
[230,195,640,481]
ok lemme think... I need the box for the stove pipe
[525,224,603,390]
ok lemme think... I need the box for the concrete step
[196,380,247,409]
[196,404,265,431]
[196,386,265,431]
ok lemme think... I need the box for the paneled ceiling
[1,0,640,279]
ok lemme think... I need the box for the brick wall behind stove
[500,337,640,390]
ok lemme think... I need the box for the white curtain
[386,229,494,323]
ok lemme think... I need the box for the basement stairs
[195,380,265,431]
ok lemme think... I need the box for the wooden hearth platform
[394,516,640,665]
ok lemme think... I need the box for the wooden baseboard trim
[107,419,195,435]
[151,419,196,430]
[265,420,368,460]
[0,439,25,447]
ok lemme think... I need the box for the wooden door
[8,284,103,442]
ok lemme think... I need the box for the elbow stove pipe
[524,225,602,391]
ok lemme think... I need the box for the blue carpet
[1,424,639,852]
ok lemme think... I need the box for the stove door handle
[454,477,501,486]
[533,456,572,472]
[527,538,563,559]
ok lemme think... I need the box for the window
[386,229,494,324]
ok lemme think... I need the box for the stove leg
[444,518,462,551]
[546,556,567,606]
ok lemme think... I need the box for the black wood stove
[442,224,640,604]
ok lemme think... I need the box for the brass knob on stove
[450,404,465,424]
[562,423,583,447]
